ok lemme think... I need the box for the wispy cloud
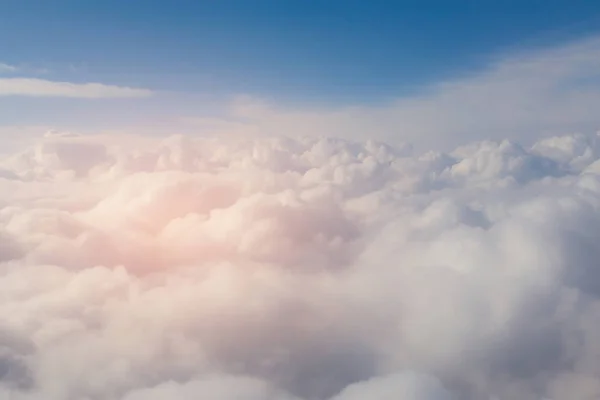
[184,35,600,151]
[0,78,153,98]
[0,63,17,74]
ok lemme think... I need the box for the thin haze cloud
[184,35,600,151]
[0,78,153,98]
[0,63,17,74]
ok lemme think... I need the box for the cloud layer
[1,130,600,399]
[0,78,152,98]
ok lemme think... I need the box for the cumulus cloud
[1,130,600,399]
[0,78,152,98]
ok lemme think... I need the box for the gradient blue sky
[3,0,600,147]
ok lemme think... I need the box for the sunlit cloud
[1,128,600,399]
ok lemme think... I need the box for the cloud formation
[1,130,600,399]
[0,78,152,98]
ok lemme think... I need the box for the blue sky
[2,0,600,148]
[3,0,600,99]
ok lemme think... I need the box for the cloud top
[1,131,600,399]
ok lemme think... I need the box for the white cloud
[0,78,152,98]
[1,129,600,399]
[183,35,600,151]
